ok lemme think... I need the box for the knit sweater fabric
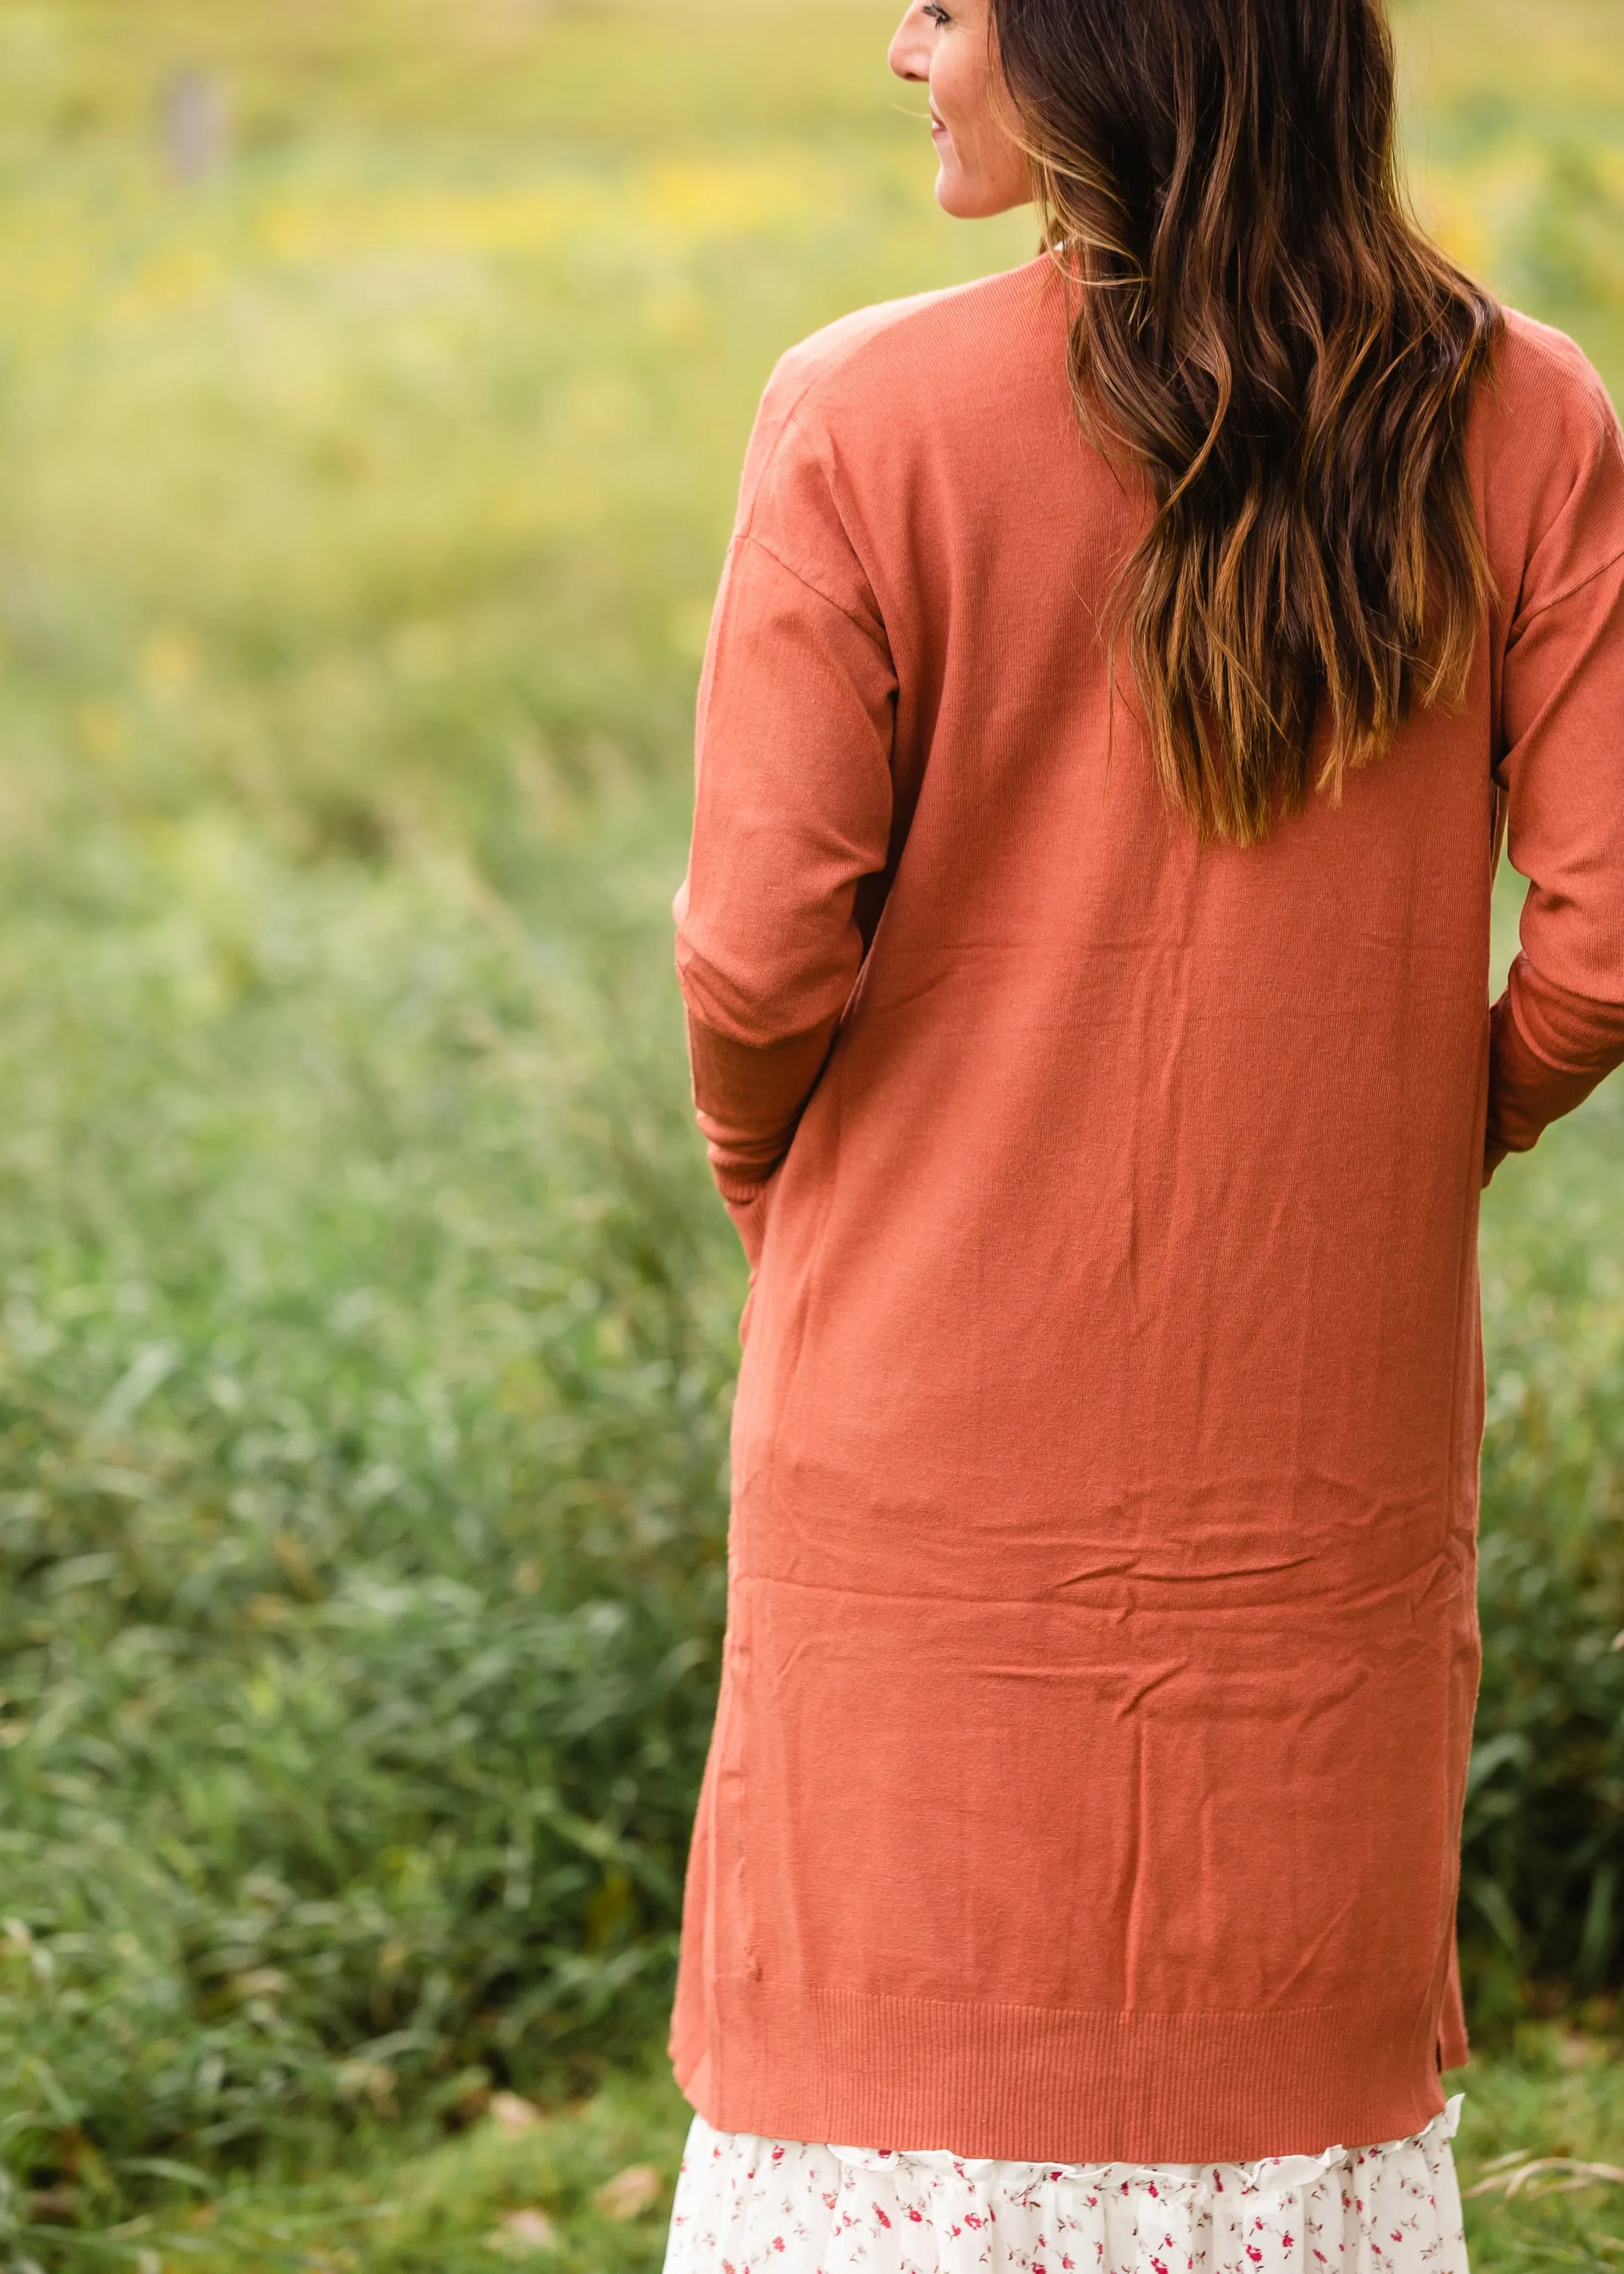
[670,260,1624,2164]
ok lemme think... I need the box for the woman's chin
[934,166,983,218]
[934,163,1024,220]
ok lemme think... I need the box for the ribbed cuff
[1486,957,1624,1165]
[686,1012,837,1193]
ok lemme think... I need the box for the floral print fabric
[663,2094,1466,2274]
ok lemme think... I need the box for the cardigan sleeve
[674,412,898,1212]
[1486,365,1624,1183]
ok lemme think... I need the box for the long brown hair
[991,0,1503,844]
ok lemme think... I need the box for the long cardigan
[669,259,1624,2164]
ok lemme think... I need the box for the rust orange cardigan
[670,261,1624,2163]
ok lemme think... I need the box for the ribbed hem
[679,1977,1445,2167]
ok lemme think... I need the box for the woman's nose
[887,8,929,80]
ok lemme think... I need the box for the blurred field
[0,0,1618,2267]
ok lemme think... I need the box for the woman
[664,0,1624,2264]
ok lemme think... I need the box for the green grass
[0,0,1618,2266]
[106,2061,695,2274]
[19,2035,1624,2274]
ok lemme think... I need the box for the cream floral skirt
[662,2094,1467,2274]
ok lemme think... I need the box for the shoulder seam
[735,531,891,652]
[737,365,829,548]
[1514,537,1624,634]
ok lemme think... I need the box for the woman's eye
[922,1,951,21]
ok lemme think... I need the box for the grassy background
[0,0,1618,2266]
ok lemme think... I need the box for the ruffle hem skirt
[663,2094,1467,2274]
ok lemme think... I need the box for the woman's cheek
[944,62,992,177]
